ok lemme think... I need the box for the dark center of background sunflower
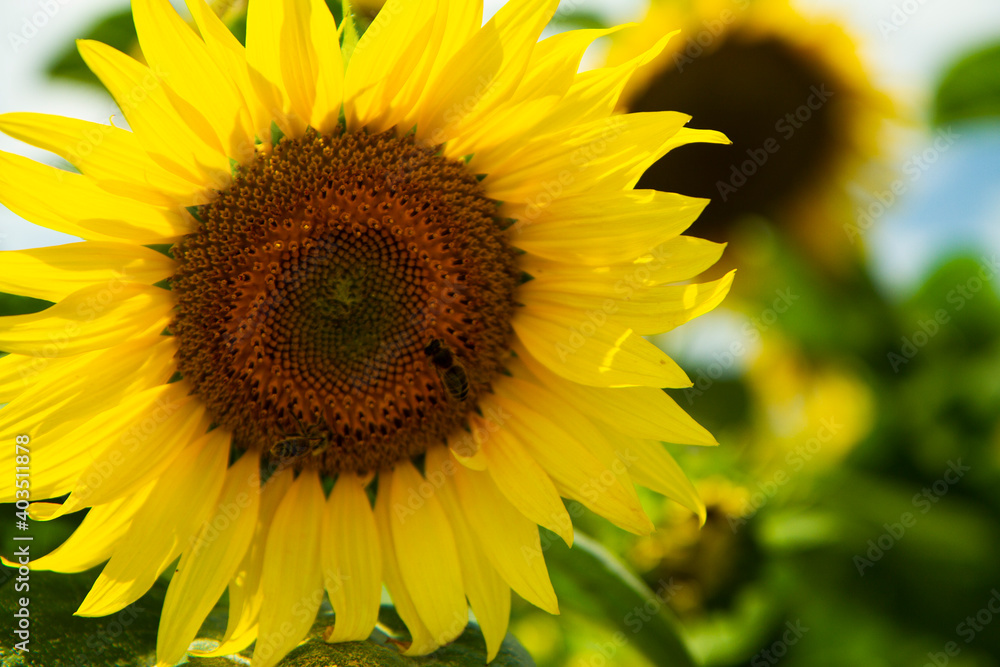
[630,36,840,242]
[170,129,519,474]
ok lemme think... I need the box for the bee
[440,364,470,401]
[425,339,469,402]
[270,413,327,462]
[424,338,454,369]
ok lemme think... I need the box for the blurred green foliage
[935,41,1000,126]
[47,8,135,90]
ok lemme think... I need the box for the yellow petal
[0,242,174,302]
[344,0,438,132]
[514,308,691,388]
[542,32,677,130]
[522,270,735,337]
[57,382,208,514]
[617,437,706,525]
[514,349,717,446]
[307,0,345,134]
[426,447,510,662]
[471,32,677,171]
[157,450,260,666]
[389,460,468,650]
[322,473,381,642]
[253,470,326,667]
[491,385,652,535]
[451,463,559,615]
[445,422,488,471]
[389,0,483,135]
[77,39,231,184]
[185,0,272,147]
[13,484,154,573]
[0,337,176,445]
[77,428,229,617]
[454,26,620,160]
[508,190,707,266]
[486,113,727,204]
[0,112,205,204]
[0,342,180,503]
[414,0,559,146]
[195,468,294,658]
[474,404,573,546]
[521,236,726,294]
[373,470,438,655]
[245,0,305,138]
[0,352,69,404]
[0,283,172,358]
[132,0,254,162]
[0,150,195,243]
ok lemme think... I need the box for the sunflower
[0,0,733,665]
[605,0,892,273]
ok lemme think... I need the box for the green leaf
[47,8,137,90]
[934,40,1000,125]
[340,0,361,69]
[0,292,52,317]
[542,531,697,667]
[547,9,610,31]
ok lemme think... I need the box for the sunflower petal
[76,429,229,617]
[185,0,272,146]
[0,242,174,302]
[0,112,204,204]
[77,39,231,183]
[514,307,691,388]
[426,447,511,662]
[254,471,326,667]
[485,112,692,203]
[245,0,305,138]
[131,0,254,162]
[473,404,573,546]
[156,450,260,666]
[0,150,194,243]
[15,485,154,573]
[195,469,294,658]
[491,389,653,535]
[373,469,438,655]
[620,438,706,524]
[509,190,708,266]
[56,383,207,514]
[415,0,559,146]
[0,283,172,357]
[515,349,717,446]
[451,463,559,614]
[389,460,468,650]
[344,0,438,132]
[322,473,381,642]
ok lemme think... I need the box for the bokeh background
[2,0,1000,665]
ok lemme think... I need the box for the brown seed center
[170,128,519,474]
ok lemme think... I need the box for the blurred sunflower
[606,0,892,273]
[743,335,875,475]
[0,1,733,665]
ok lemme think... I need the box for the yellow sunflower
[0,0,733,665]
[606,0,892,273]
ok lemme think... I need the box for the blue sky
[1,0,998,297]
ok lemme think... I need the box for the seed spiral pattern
[171,128,519,474]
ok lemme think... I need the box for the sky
[1,0,999,296]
